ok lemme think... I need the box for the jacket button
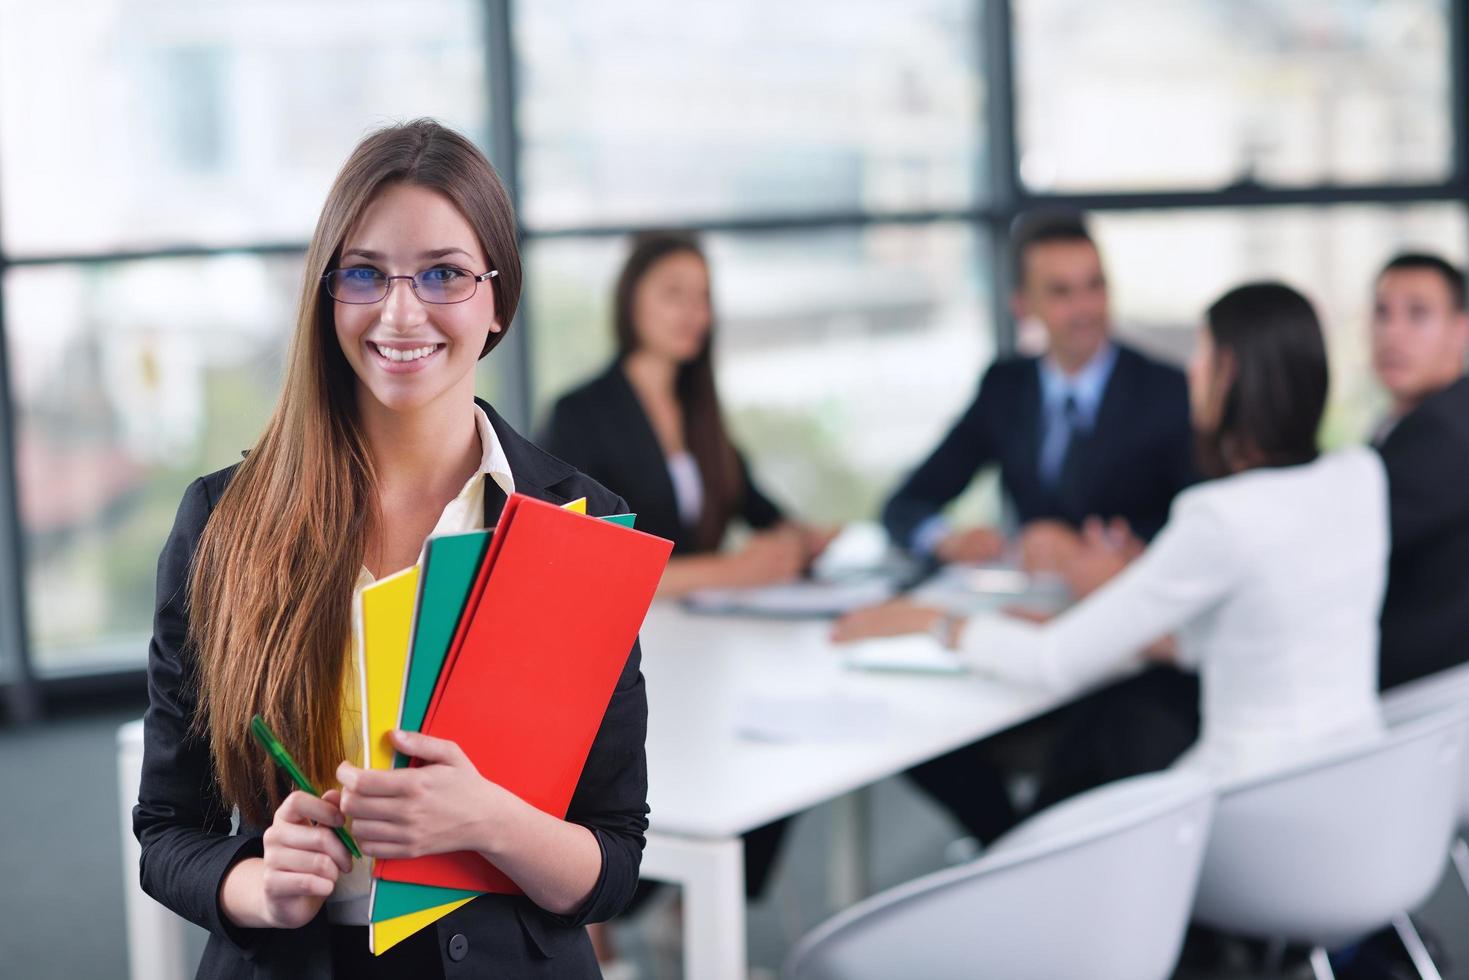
[447,933,469,962]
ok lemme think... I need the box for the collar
[474,397,578,498]
[472,401,515,498]
[1039,341,1118,419]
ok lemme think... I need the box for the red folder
[374,495,672,894]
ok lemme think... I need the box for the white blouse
[959,448,1390,784]
[667,450,704,528]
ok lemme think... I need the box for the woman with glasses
[133,120,646,978]
[542,231,836,598]
[834,282,1389,786]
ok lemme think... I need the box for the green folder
[371,880,482,923]
[394,530,491,767]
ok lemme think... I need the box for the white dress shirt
[959,447,1390,784]
[328,404,515,925]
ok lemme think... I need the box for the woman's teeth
[372,342,440,363]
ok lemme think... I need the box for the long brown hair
[613,233,743,551]
[190,120,522,824]
[1196,281,1327,479]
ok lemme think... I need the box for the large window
[0,0,1464,688]
[1014,0,1452,192]
[514,0,983,228]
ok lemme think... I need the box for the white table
[636,599,1073,980]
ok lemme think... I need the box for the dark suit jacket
[1377,375,1469,690]
[133,400,648,980]
[540,362,784,555]
[883,343,1195,546]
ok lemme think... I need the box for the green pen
[249,714,363,859]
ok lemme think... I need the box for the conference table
[637,571,1075,980]
[117,568,1080,980]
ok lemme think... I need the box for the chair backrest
[1193,707,1469,948]
[117,720,198,980]
[1382,663,1469,830]
[782,771,1215,980]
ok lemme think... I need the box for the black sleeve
[552,492,650,926]
[881,370,997,547]
[540,397,598,476]
[1380,410,1469,551]
[737,450,786,530]
[133,477,268,956]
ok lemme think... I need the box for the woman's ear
[479,324,503,360]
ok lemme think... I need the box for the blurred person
[134,120,646,978]
[839,282,1388,788]
[1370,252,1469,689]
[882,211,1195,571]
[542,232,834,599]
[541,231,836,970]
[877,212,1199,847]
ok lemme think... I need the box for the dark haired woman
[542,232,835,597]
[834,282,1388,783]
[134,120,646,978]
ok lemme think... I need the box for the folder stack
[353,494,671,954]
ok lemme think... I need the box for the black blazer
[133,400,648,980]
[540,362,784,555]
[883,343,1195,546]
[1377,376,1469,690]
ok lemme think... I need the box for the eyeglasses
[322,266,499,305]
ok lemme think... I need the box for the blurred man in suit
[881,212,1199,844]
[1371,252,1469,689]
[883,211,1195,572]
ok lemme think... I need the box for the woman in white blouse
[835,281,1389,783]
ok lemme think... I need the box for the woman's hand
[831,598,946,643]
[1016,519,1084,573]
[934,526,1007,564]
[337,730,516,860]
[798,523,842,562]
[1060,517,1145,598]
[229,789,352,930]
[727,530,806,587]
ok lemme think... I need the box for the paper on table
[733,694,890,743]
[840,634,967,675]
[684,578,897,618]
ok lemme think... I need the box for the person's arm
[1379,409,1469,551]
[882,371,998,550]
[134,477,271,951]
[956,491,1237,692]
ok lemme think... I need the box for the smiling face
[332,182,499,417]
